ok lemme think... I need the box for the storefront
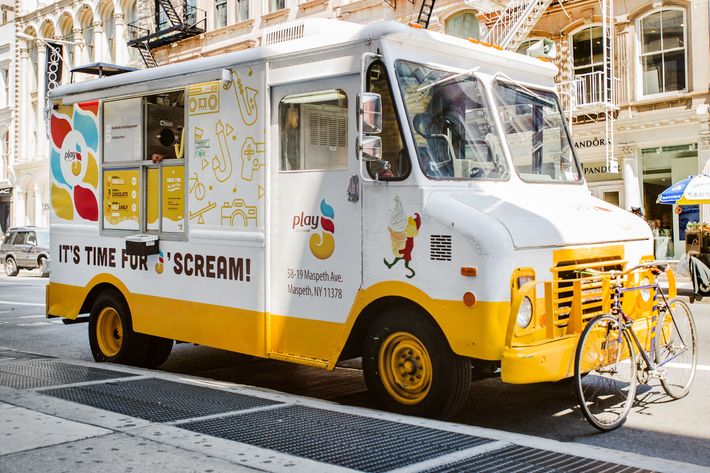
[572,108,708,259]
[0,186,11,234]
[641,143,699,259]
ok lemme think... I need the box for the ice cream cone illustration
[384,196,421,279]
[155,251,165,274]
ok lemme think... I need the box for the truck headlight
[517,296,533,329]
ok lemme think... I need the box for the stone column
[18,45,29,165]
[614,18,630,105]
[14,188,26,226]
[33,183,42,226]
[35,41,48,161]
[73,28,85,68]
[114,12,126,65]
[93,20,104,63]
[620,144,641,211]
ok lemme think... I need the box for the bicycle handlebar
[582,260,671,278]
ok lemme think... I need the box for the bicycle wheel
[656,297,697,399]
[575,314,637,431]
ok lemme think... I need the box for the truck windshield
[492,81,582,184]
[395,61,508,180]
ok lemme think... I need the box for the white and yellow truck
[46,19,668,418]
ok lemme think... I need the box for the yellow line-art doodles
[213,120,235,183]
[221,199,258,227]
[188,172,206,201]
[241,137,265,182]
[188,82,220,116]
[189,201,216,224]
[227,70,259,126]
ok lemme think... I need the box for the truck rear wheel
[363,308,471,419]
[89,290,149,366]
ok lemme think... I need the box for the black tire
[574,314,637,431]
[88,289,149,366]
[143,336,173,369]
[657,297,697,399]
[5,257,18,277]
[38,257,49,278]
[362,307,471,419]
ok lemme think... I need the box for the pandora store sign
[574,137,608,149]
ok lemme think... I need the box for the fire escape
[127,0,207,68]
[482,0,619,172]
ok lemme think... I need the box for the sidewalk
[0,348,708,473]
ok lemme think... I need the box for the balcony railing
[557,71,621,118]
[127,4,206,49]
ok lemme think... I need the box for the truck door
[269,75,362,363]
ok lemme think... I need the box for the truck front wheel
[363,308,471,419]
[89,290,149,366]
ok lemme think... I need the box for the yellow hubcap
[378,331,432,405]
[96,307,123,357]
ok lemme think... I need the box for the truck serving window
[102,90,186,234]
[395,60,507,180]
[492,82,582,184]
[279,89,348,171]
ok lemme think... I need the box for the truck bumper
[500,335,578,384]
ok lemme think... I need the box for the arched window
[571,25,603,77]
[445,11,479,40]
[638,8,686,96]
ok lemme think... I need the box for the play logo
[292,199,335,260]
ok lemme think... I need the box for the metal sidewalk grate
[43,378,281,422]
[181,405,492,472]
[0,349,50,363]
[0,359,136,389]
[423,445,657,473]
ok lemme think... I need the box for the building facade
[11,0,710,259]
[13,0,143,228]
[0,0,14,233]
[521,0,710,257]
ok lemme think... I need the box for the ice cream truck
[46,19,666,418]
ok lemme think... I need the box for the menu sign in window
[103,169,140,230]
[162,166,184,232]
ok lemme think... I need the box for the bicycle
[574,261,698,431]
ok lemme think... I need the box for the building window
[572,26,604,76]
[639,9,686,96]
[1,68,8,108]
[269,0,285,12]
[216,0,227,28]
[236,0,249,22]
[445,11,479,40]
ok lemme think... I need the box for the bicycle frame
[609,278,682,374]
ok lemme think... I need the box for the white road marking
[16,322,51,327]
[0,301,45,307]
[666,362,710,371]
[19,315,46,319]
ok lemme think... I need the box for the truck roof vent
[262,22,306,46]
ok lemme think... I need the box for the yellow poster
[146,168,159,231]
[162,166,184,232]
[103,169,140,230]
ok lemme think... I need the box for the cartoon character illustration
[384,196,420,279]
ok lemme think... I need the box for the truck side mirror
[359,135,382,162]
[359,92,382,134]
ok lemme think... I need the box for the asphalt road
[1,273,709,468]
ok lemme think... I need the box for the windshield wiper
[493,72,556,108]
[417,66,480,93]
